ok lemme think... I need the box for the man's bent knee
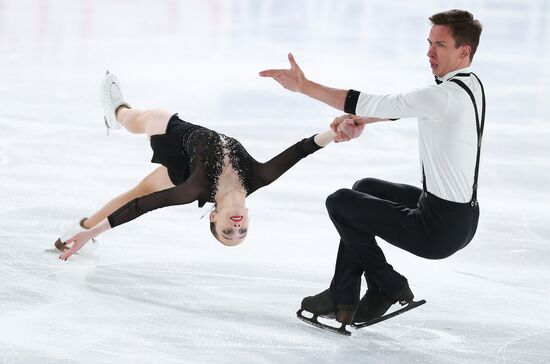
[352,177,381,193]
[325,188,356,211]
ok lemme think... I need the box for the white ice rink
[1,1,549,363]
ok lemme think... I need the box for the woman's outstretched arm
[313,129,336,147]
[248,133,326,193]
[82,166,174,228]
[59,177,203,260]
[249,114,383,192]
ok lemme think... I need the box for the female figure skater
[55,72,367,260]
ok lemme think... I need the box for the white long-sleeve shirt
[351,67,484,203]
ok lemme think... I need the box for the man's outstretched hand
[259,53,306,92]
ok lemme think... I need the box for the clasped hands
[332,114,367,143]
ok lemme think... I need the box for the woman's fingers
[59,241,82,260]
[334,130,351,142]
[58,234,87,261]
[59,249,73,261]
[330,118,340,132]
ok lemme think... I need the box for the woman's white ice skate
[54,218,98,253]
[101,70,130,132]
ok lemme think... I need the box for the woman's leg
[82,166,175,228]
[84,108,175,226]
[116,107,173,137]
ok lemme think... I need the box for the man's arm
[259,53,348,111]
[261,53,447,121]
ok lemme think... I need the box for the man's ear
[460,45,471,59]
[209,210,216,222]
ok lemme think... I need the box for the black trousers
[326,178,479,306]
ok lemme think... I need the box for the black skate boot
[335,304,357,325]
[354,282,414,323]
[300,289,336,317]
[352,281,426,329]
[297,289,354,336]
[352,290,394,324]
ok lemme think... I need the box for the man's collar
[435,67,471,84]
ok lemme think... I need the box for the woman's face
[210,206,249,246]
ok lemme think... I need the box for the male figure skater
[260,9,485,333]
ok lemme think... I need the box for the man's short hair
[429,9,482,61]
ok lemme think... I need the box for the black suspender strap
[422,164,427,193]
[449,73,486,206]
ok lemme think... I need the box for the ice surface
[0,1,549,363]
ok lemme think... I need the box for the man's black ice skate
[352,290,394,324]
[296,289,354,336]
[352,282,426,329]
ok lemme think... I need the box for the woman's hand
[59,219,110,261]
[259,53,306,92]
[59,229,94,260]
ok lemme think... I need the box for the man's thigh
[326,188,432,258]
[352,177,422,209]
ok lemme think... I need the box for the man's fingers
[259,69,285,77]
[288,53,300,70]
[288,53,298,69]
[334,131,349,142]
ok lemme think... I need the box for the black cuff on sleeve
[344,89,360,115]
[107,215,116,228]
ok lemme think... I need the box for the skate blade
[54,239,69,252]
[296,309,351,336]
[105,117,110,136]
[352,299,427,329]
[44,248,61,255]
